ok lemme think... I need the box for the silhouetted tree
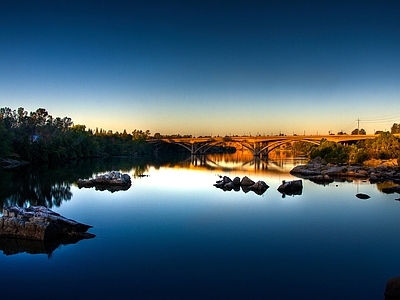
[351,128,366,135]
[391,123,400,134]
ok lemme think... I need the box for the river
[1,153,399,299]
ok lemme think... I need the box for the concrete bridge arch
[149,134,376,156]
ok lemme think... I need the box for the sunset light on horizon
[1,0,400,136]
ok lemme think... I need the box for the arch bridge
[149,134,377,156]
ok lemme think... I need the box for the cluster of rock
[77,171,131,191]
[214,175,269,195]
[277,180,303,196]
[0,206,95,241]
[290,157,400,184]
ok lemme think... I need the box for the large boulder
[248,181,269,195]
[78,171,131,190]
[232,176,241,185]
[0,206,95,241]
[277,180,303,196]
[241,176,255,186]
[385,277,400,300]
[323,166,347,176]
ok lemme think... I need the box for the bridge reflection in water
[150,134,377,157]
[168,151,308,174]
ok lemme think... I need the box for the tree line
[293,131,400,164]
[0,107,153,163]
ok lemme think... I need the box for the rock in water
[277,180,303,196]
[385,277,400,300]
[355,193,370,199]
[0,206,95,241]
[77,171,132,192]
[241,176,255,186]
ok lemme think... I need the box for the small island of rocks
[77,170,132,192]
[214,175,269,195]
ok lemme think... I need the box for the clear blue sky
[1,0,400,136]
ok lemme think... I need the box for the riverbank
[290,157,400,184]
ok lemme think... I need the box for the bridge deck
[149,134,377,144]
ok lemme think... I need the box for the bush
[310,140,349,164]
[354,149,369,164]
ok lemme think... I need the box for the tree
[71,124,86,133]
[310,139,350,163]
[351,128,366,135]
[391,123,400,134]
[0,121,12,157]
[366,132,400,159]
[132,129,150,141]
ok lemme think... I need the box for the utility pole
[357,118,360,134]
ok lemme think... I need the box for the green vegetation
[310,140,350,163]
[3,106,400,166]
[0,107,153,163]
[294,132,400,164]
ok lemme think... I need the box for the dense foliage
[310,140,350,163]
[297,132,400,164]
[0,107,153,163]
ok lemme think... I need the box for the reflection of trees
[0,166,73,208]
[0,159,110,208]
[0,157,157,208]
[0,154,309,209]
[132,164,150,177]
[376,181,399,193]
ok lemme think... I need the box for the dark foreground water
[1,154,400,299]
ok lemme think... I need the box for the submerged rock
[0,206,95,241]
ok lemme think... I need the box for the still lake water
[1,153,400,299]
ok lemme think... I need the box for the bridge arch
[149,134,376,156]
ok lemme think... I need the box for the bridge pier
[149,134,375,157]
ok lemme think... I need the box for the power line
[360,112,400,122]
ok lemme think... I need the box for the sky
[1,0,400,136]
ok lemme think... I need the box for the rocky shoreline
[290,157,400,185]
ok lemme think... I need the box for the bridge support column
[252,142,262,157]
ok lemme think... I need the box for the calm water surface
[1,154,400,299]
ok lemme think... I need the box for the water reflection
[0,235,94,258]
[153,152,308,173]
[0,165,73,208]
[0,154,310,209]
[0,158,135,208]
[3,153,397,209]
